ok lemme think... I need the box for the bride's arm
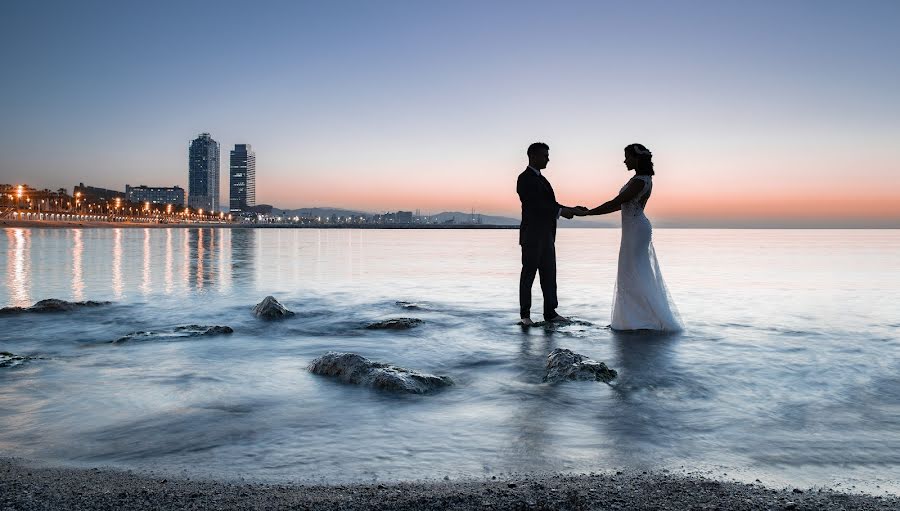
[579,179,644,216]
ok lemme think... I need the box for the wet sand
[2,458,896,510]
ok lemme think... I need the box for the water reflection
[112,228,124,299]
[503,330,561,470]
[140,228,152,296]
[72,229,84,301]
[217,229,230,292]
[604,331,686,466]
[5,229,31,306]
[182,228,190,292]
[229,228,256,288]
[164,229,174,294]
[188,228,217,291]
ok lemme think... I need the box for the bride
[574,143,683,332]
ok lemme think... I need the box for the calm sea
[2,227,900,492]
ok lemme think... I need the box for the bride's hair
[625,143,655,176]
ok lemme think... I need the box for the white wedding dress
[611,175,683,331]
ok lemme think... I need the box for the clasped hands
[561,206,590,219]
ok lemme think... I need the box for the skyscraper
[188,133,220,211]
[229,144,256,214]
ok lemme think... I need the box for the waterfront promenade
[0,217,517,230]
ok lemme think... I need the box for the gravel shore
[2,458,897,510]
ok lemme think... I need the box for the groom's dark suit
[517,167,561,320]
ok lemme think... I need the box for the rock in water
[308,352,453,394]
[543,348,617,383]
[365,318,423,330]
[0,299,110,315]
[0,352,33,368]
[396,301,425,310]
[113,325,233,344]
[252,296,295,320]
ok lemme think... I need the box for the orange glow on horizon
[259,178,899,220]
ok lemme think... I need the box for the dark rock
[252,296,295,320]
[395,301,425,310]
[308,352,453,394]
[543,348,617,383]
[365,318,423,330]
[113,325,233,344]
[526,318,593,328]
[0,299,110,315]
[0,351,37,368]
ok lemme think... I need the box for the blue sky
[2,1,898,223]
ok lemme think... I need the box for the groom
[517,142,580,326]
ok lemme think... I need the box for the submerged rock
[0,352,36,368]
[112,325,233,344]
[543,348,617,384]
[252,296,295,320]
[395,301,426,310]
[525,318,593,328]
[0,354,25,368]
[0,299,110,315]
[308,352,453,394]
[365,318,424,330]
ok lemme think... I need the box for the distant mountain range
[270,206,615,227]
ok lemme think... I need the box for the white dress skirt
[610,175,683,332]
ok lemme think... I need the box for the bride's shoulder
[626,175,651,186]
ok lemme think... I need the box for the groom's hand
[560,207,575,219]
[573,206,590,216]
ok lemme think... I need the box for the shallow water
[2,227,900,492]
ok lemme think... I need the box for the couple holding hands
[516,142,682,332]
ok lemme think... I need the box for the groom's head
[527,142,550,170]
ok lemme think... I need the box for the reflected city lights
[182,228,190,293]
[218,228,230,292]
[72,228,84,301]
[112,228,123,299]
[140,228,151,295]
[165,228,173,294]
[6,228,31,306]
[196,228,204,289]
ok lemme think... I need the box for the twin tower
[188,132,256,214]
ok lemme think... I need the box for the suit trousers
[519,233,558,320]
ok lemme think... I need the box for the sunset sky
[1,1,898,226]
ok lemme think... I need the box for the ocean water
[2,227,900,492]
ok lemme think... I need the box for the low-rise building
[73,182,125,202]
[125,185,185,206]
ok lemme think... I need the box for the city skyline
[1,1,899,227]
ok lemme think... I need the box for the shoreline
[3,219,898,230]
[1,458,896,510]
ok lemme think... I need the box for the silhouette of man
[516,142,578,325]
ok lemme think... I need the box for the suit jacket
[517,168,561,246]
